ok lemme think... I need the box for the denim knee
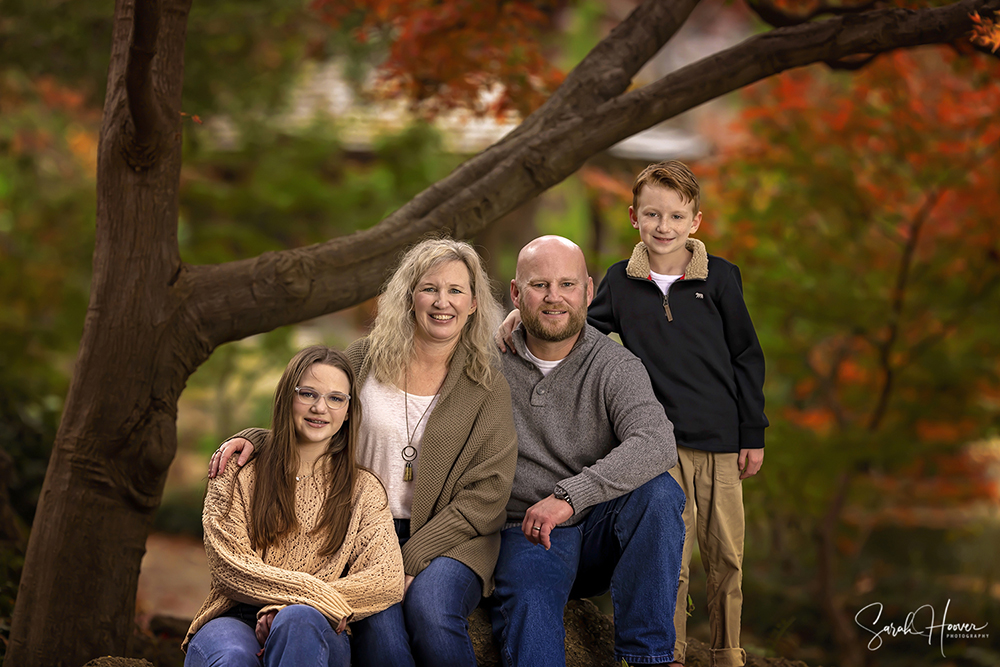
[635,472,686,509]
[268,605,350,666]
[185,617,260,667]
[402,586,442,625]
[271,604,328,633]
[350,603,413,667]
[403,558,481,632]
[186,642,259,667]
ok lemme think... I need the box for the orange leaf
[969,10,1000,53]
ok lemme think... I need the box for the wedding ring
[531,526,541,531]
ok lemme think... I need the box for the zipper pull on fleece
[662,294,673,321]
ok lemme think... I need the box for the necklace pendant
[403,461,413,482]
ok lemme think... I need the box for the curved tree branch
[182,0,1000,351]
[748,0,881,28]
[866,190,940,432]
[391,0,704,226]
[125,0,162,152]
[507,0,703,142]
[824,53,880,70]
[612,0,1000,143]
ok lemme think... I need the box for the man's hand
[738,448,764,479]
[521,494,573,550]
[208,437,254,478]
[255,610,277,646]
[335,616,348,634]
[495,310,522,354]
[403,574,415,598]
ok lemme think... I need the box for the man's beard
[521,304,587,342]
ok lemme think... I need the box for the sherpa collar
[625,238,709,281]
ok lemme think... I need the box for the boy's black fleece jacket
[587,246,768,454]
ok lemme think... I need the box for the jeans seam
[498,600,515,667]
[454,565,480,665]
[460,577,479,617]
[581,502,622,539]
[187,641,207,663]
[615,650,676,663]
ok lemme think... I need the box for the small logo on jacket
[695,292,704,299]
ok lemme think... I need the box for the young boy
[587,161,767,667]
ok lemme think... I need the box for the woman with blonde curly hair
[212,238,519,667]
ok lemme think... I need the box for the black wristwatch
[554,486,574,511]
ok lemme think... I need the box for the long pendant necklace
[403,367,441,483]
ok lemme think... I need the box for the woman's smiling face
[411,259,477,348]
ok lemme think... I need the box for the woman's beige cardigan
[233,337,519,596]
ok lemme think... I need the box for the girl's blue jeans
[185,603,350,667]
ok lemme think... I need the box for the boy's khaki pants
[669,447,747,667]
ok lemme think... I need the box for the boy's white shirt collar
[626,238,709,281]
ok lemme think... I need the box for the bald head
[511,236,594,356]
[515,236,588,287]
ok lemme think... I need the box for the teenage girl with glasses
[184,346,403,667]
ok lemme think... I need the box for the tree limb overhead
[187,0,999,349]
[508,0,703,142]
[748,0,880,29]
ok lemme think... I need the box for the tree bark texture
[8,0,193,664]
[8,0,1000,664]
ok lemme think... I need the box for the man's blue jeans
[351,520,482,667]
[489,472,686,666]
[185,604,350,667]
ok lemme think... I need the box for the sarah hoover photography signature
[855,599,989,657]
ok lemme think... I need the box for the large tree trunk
[7,0,195,663]
[7,0,998,663]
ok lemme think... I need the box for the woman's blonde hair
[366,237,503,387]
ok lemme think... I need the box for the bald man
[488,236,686,666]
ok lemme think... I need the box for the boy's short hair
[632,160,700,213]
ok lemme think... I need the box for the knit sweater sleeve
[202,463,354,623]
[400,379,518,577]
[328,473,405,621]
[230,427,269,453]
[556,357,677,511]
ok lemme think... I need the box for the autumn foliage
[970,9,1000,51]
[686,46,1000,572]
[310,0,568,116]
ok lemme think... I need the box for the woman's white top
[357,376,439,519]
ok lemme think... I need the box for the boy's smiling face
[629,183,702,274]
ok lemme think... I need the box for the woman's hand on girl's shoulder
[208,437,255,478]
